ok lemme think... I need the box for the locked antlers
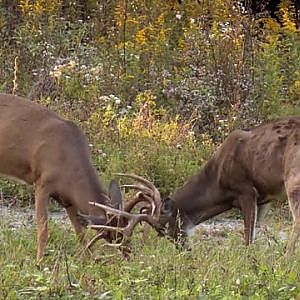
[85,201,163,250]
[117,173,162,220]
[85,174,163,252]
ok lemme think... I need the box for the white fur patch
[185,223,196,237]
[251,204,258,241]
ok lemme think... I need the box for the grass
[1,212,300,299]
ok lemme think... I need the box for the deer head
[116,174,191,249]
[76,178,164,254]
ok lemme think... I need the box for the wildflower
[176,13,182,20]
[135,29,147,45]
[49,69,62,79]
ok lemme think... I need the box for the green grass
[1,216,300,299]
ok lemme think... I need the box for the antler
[116,173,162,220]
[122,191,154,215]
[85,201,164,250]
[83,175,163,254]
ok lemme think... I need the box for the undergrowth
[0,218,299,299]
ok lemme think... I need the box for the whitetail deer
[119,117,300,255]
[0,93,162,263]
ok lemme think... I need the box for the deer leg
[286,219,300,256]
[35,186,50,264]
[257,202,271,228]
[238,192,258,245]
[66,206,86,244]
[286,186,300,256]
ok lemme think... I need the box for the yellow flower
[19,0,33,14]
[279,6,297,32]
[103,104,116,127]
[157,13,165,25]
[290,80,300,100]
[135,29,147,45]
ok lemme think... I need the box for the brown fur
[162,117,300,255]
[0,93,111,263]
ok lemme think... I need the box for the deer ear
[77,213,107,227]
[108,179,123,210]
[161,197,176,216]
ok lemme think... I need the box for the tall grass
[0,217,299,299]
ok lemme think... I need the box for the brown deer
[0,93,162,263]
[119,116,300,255]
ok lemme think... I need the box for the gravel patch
[0,204,289,242]
[0,204,70,228]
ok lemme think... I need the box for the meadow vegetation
[1,214,300,299]
[0,0,300,298]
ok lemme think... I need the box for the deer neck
[173,159,233,229]
[58,164,108,215]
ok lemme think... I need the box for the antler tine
[83,232,106,252]
[89,201,159,225]
[89,201,137,219]
[136,192,156,216]
[120,183,154,215]
[124,191,155,215]
[88,201,163,247]
[89,215,162,240]
[115,173,161,219]
[116,173,157,191]
[82,230,124,254]
[120,184,153,195]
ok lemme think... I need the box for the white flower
[176,13,182,20]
